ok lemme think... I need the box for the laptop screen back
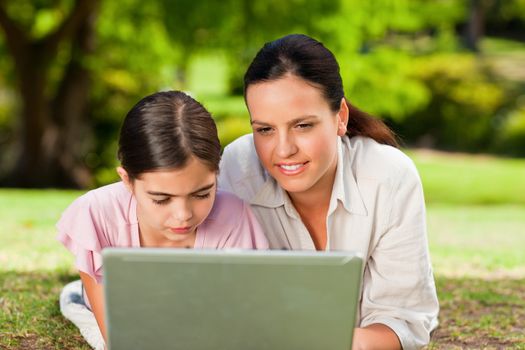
[103,248,363,350]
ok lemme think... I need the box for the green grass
[1,151,525,348]
[409,150,525,205]
[0,271,91,350]
[429,277,525,349]
[0,189,82,271]
[427,204,525,277]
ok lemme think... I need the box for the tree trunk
[11,48,53,187]
[50,9,98,188]
[0,0,99,188]
[465,0,486,52]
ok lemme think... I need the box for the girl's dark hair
[244,34,398,147]
[118,91,221,180]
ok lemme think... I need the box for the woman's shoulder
[218,134,267,201]
[345,136,419,182]
[221,133,261,172]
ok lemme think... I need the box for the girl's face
[246,74,348,197]
[118,157,216,247]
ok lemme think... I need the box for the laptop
[103,248,363,350]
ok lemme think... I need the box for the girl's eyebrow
[146,183,215,197]
[251,115,318,127]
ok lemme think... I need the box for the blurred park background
[1,0,525,349]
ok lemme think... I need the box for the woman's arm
[352,324,401,350]
[79,271,107,342]
[359,158,439,349]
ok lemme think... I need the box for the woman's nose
[276,132,298,158]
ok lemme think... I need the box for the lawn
[1,150,524,349]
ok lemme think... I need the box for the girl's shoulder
[59,182,135,229]
[199,189,268,249]
[206,190,246,223]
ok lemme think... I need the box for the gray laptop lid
[103,248,363,350]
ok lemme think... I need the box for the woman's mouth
[276,162,308,175]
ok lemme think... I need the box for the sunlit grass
[1,150,525,348]
[427,204,525,277]
[408,150,525,205]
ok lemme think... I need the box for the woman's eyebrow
[251,115,318,127]
[287,116,318,126]
[250,120,271,126]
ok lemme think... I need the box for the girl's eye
[194,193,210,200]
[255,127,272,135]
[152,198,170,205]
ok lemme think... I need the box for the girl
[57,91,269,349]
[218,34,439,350]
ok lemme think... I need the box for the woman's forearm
[352,323,401,350]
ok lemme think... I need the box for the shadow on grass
[1,271,524,349]
[429,276,525,349]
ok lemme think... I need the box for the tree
[0,0,99,188]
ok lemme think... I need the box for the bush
[493,106,525,157]
[394,53,507,152]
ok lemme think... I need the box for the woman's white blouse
[219,134,439,349]
[218,134,439,349]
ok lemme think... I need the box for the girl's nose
[171,200,193,223]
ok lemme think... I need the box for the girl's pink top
[57,182,269,283]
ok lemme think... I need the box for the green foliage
[1,0,525,188]
[396,53,507,151]
[494,104,525,157]
[339,49,431,120]
[2,0,75,38]
[216,117,252,149]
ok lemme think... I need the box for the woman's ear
[337,98,349,136]
[116,166,133,192]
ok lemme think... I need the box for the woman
[218,34,439,349]
[57,91,268,349]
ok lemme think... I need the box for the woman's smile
[275,161,309,175]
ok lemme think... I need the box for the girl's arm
[352,324,401,350]
[79,271,107,342]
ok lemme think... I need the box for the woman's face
[246,74,348,197]
[118,157,217,247]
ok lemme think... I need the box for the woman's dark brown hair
[118,91,221,180]
[244,34,398,147]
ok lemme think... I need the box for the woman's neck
[288,162,337,215]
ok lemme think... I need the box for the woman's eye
[194,193,211,200]
[255,127,272,135]
[152,198,170,205]
[296,123,312,130]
